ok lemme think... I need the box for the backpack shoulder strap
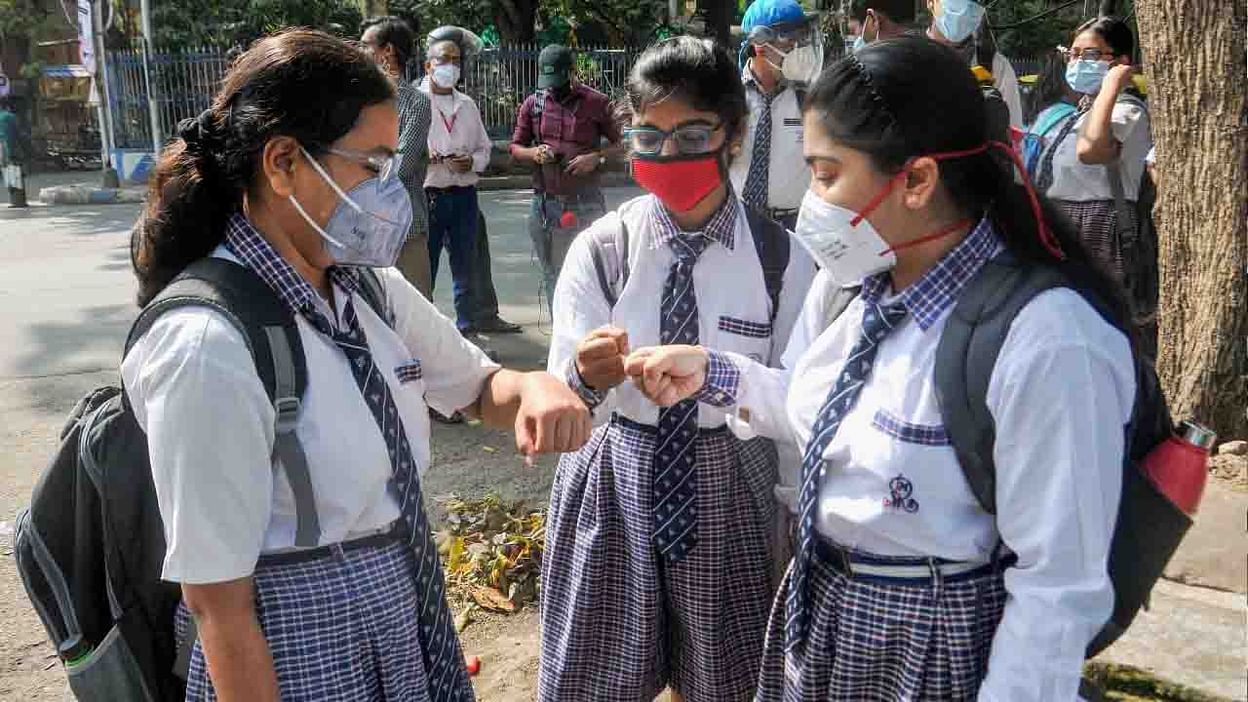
[354,268,394,328]
[1033,103,1077,137]
[125,257,321,547]
[934,254,1069,515]
[588,214,630,309]
[530,90,546,145]
[743,206,790,324]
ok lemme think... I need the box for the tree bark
[493,0,540,43]
[1136,0,1247,440]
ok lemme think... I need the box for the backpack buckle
[274,396,301,434]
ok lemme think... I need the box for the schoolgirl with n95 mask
[124,30,589,702]
[625,37,1136,701]
[539,36,815,702]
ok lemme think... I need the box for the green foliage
[149,0,362,48]
[0,0,63,44]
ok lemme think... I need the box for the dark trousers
[472,211,500,323]
[426,185,478,330]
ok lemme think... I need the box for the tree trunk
[1136,0,1247,440]
[493,0,540,43]
[358,0,387,18]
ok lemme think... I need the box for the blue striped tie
[304,289,474,702]
[653,233,711,562]
[785,299,908,651]
[742,91,773,211]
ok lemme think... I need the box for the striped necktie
[303,292,474,701]
[742,90,774,211]
[653,233,712,562]
[785,299,908,651]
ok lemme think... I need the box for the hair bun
[177,110,218,155]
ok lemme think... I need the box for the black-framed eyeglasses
[326,147,401,184]
[1059,46,1109,62]
[624,124,722,156]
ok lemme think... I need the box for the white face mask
[794,189,896,285]
[431,63,460,89]
[765,43,822,84]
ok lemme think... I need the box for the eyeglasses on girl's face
[325,146,401,184]
[624,123,723,156]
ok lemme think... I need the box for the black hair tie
[177,109,217,155]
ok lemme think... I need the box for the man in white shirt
[730,0,817,230]
[926,0,1024,129]
[420,38,492,336]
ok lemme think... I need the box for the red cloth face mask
[630,152,725,212]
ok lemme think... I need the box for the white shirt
[548,194,816,427]
[722,254,1135,700]
[1046,99,1151,202]
[122,249,499,584]
[421,88,492,189]
[992,52,1024,129]
[728,62,811,212]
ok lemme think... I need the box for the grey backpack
[14,257,389,700]
[829,253,1183,658]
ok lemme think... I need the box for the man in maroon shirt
[510,45,622,313]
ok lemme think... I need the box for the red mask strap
[986,140,1065,260]
[850,170,907,226]
[884,218,975,256]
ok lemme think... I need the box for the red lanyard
[438,108,457,135]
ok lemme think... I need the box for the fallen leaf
[468,584,517,613]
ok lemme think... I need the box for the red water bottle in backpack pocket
[1141,420,1217,515]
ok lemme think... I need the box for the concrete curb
[33,171,634,204]
[37,185,146,206]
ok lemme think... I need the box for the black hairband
[847,52,897,127]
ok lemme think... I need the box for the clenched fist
[575,326,630,391]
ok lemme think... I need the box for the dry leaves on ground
[436,494,545,631]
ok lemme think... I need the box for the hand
[575,326,630,391]
[623,345,708,407]
[1104,64,1137,95]
[448,154,473,174]
[565,153,600,175]
[514,372,592,459]
[534,145,556,165]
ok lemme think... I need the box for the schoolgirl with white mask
[627,37,1136,701]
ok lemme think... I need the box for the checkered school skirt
[1056,199,1137,284]
[754,540,1007,702]
[176,540,458,701]
[539,414,779,702]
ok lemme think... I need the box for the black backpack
[14,257,389,700]
[588,205,791,326]
[827,253,1184,658]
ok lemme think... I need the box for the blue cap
[742,0,810,34]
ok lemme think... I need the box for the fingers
[578,336,623,362]
[623,347,655,377]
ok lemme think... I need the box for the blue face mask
[290,147,413,268]
[1066,59,1109,95]
[851,34,866,52]
[935,0,985,44]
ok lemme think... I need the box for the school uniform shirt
[122,218,499,585]
[1046,98,1151,202]
[420,86,492,189]
[548,193,816,427]
[705,219,1136,701]
[727,62,811,213]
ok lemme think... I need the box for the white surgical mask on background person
[935,0,985,44]
[289,147,413,268]
[767,43,821,83]
[431,63,460,89]
[1065,58,1109,94]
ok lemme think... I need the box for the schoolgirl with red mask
[538,36,817,702]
